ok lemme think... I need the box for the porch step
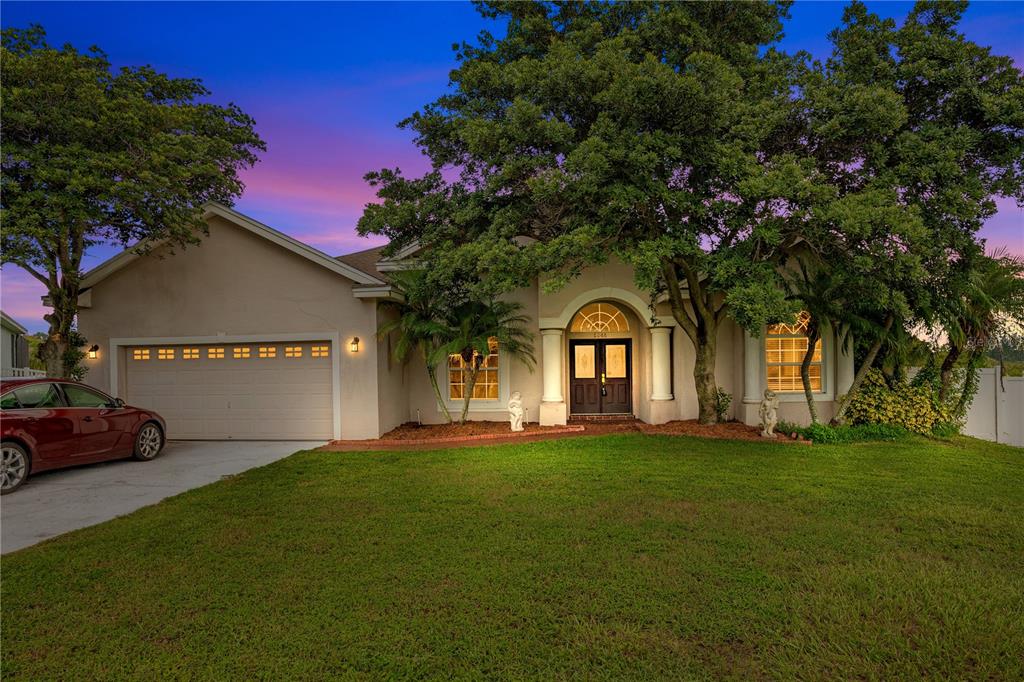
[569,414,638,423]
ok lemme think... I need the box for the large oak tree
[360,1,798,423]
[1,26,265,377]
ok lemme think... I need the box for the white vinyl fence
[963,368,1023,448]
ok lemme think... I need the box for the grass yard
[2,434,1023,679]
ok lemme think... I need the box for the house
[1,311,42,378]
[74,203,855,441]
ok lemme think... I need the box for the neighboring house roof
[1,310,29,335]
[79,202,388,292]
[335,245,390,282]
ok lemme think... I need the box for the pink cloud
[0,267,48,333]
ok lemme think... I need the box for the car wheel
[133,422,164,461]
[1,442,30,494]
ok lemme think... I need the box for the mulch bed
[318,418,808,451]
[639,420,810,444]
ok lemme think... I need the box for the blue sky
[2,1,1022,332]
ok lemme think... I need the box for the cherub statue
[759,388,779,439]
[508,391,524,432]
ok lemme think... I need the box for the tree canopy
[1,25,265,376]
[359,0,1023,425]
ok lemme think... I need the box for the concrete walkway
[1,440,322,554]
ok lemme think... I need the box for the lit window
[208,347,225,359]
[285,346,303,358]
[311,345,330,358]
[570,302,629,333]
[258,346,277,358]
[233,347,251,359]
[766,312,822,392]
[133,349,150,361]
[158,348,175,360]
[448,338,499,400]
[182,348,200,360]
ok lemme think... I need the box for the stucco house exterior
[75,203,855,441]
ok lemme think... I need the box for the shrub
[772,420,909,444]
[931,421,960,439]
[786,422,910,444]
[845,369,953,434]
[714,387,732,422]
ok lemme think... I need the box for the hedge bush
[845,369,952,435]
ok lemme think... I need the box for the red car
[1,378,166,494]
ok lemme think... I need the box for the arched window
[570,303,630,333]
[765,311,822,392]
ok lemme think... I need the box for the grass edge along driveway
[3,433,1022,680]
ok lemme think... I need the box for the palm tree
[938,250,1024,415]
[377,270,455,423]
[782,259,847,424]
[439,299,535,424]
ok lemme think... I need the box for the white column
[835,327,855,397]
[650,326,673,401]
[742,329,761,403]
[540,328,564,403]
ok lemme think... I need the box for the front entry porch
[537,289,677,426]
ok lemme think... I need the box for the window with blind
[765,312,822,392]
[448,338,500,400]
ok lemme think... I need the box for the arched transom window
[570,303,630,333]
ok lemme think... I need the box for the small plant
[776,421,911,444]
[714,387,732,422]
[931,421,960,439]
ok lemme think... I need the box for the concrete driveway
[1,440,323,554]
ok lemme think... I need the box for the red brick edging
[334,425,586,447]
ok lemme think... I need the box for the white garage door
[125,341,334,440]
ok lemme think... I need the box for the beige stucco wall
[375,307,410,436]
[77,215,384,440]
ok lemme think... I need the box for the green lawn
[3,434,1023,680]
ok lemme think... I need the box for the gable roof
[1,310,29,335]
[80,202,387,290]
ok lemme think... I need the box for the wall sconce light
[350,337,360,353]
[88,344,100,359]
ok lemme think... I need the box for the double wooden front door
[569,340,632,414]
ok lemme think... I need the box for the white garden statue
[508,391,524,432]
[759,388,779,439]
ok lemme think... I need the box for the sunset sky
[2,1,1022,332]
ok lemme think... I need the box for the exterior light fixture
[350,337,360,353]
[88,344,100,359]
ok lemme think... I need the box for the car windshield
[10,383,64,409]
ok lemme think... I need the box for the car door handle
[83,416,94,422]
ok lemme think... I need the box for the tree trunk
[801,328,821,424]
[955,349,983,419]
[938,343,962,403]
[831,313,895,426]
[426,365,453,424]
[661,258,721,425]
[693,336,718,424]
[40,284,80,378]
[460,364,480,424]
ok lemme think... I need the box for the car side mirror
[114,398,127,408]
